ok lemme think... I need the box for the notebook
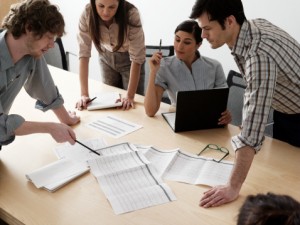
[162,88,229,132]
[87,92,122,111]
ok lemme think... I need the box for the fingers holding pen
[49,123,76,145]
[75,95,91,110]
[149,52,163,74]
[150,52,163,65]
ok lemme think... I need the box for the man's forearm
[229,146,256,189]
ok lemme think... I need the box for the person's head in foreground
[237,193,300,225]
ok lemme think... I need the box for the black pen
[87,97,97,104]
[75,140,101,156]
[159,39,162,52]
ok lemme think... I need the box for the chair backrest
[44,37,68,71]
[227,70,273,137]
[145,45,174,57]
[144,45,174,104]
[227,70,246,127]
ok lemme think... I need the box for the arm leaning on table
[76,57,91,110]
[123,61,142,110]
[199,146,255,208]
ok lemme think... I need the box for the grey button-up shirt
[0,30,64,145]
[155,52,227,105]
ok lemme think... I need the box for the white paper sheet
[87,92,122,110]
[54,138,107,165]
[88,144,176,214]
[86,116,143,138]
[142,147,234,187]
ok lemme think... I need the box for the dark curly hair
[1,0,65,39]
[237,193,300,225]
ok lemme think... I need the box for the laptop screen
[162,88,229,132]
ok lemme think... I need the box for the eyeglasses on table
[198,144,229,163]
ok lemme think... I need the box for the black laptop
[162,88,229,132]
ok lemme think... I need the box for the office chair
[145,45,174,57]
[144,45,174,104]
[227,70,246,127]
[44,37,68,71]
[227,70,273,137]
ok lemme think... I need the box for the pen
[87,97,97,104]
[159,39,162,52]
[75,140,101,156]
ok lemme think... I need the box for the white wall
[50,0,300,79]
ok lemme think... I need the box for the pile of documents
[26,138,106,192]
[25,139,234,214]
[26,159,89,192]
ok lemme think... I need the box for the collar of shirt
[231,21,251,58]
[0,30,15,72]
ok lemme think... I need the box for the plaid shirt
[231,19,300,151]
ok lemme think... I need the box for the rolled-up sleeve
[34,86,64,112]
[0,113,25,145]
[24,58,64,112]
[127,8,145,65]
[77,4,92,58]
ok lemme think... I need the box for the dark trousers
[273,110,300,147]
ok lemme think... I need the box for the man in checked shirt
[190,0,300,208]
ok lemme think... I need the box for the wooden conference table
[1,66,300,225]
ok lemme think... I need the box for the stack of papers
[25,139,233,215]
[26,138,106,192]
[26,159,89,192]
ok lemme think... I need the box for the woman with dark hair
[144,20,231,125]
[237,193,300,225]
[76,0,145,110]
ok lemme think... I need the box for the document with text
[86,115,143,138]
[142,147,234,187]
[87,143,176,214]
[54,138,107,165]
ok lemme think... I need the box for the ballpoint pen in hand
[159,39,162,52]
[87,97,97,104]
[75,140,101,156]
